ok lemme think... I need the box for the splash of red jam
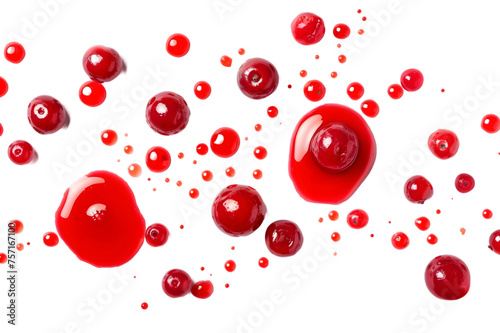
[55,170,145,267]
[289,104,376,204]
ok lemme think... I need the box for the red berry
[145,146,171,173]
[43,232,59,247]
[333,23,351,39]
[0,76,8,97]
[253,146,267,160]
[267,106,279,118]
[258,257,269,268]
[145,92,190,135]
[8,140,36,165]
[391,232,409,250]
[4,42,26,63]
[265,220,304,257]
[196,143,209,155]
[428,129,459,159]
[100,129,118,146]
[424,255,470,300]
[309,122,359,173]
[210,127,240,158]
[347,209,369,229]
[415,217,431,231]
[387,84,404,99]
[400,68,424,92]
[79,81,107,107]
[360,99,380,118]
[291,12,325,45]
[237,58,279,99]
[404,175,433,204]
[191,280,214,299]
[145,223,169,247]
[347,82,364,100]
[488,230,500,254]
[82,45,123,83]
[224,260,236,272]
[303,80,326,102]
[162,269,193,298]
[455,173,475,193]
[211,184,267,237]
[27,95,67,134]
[166,34,190,57]
[481,114,500,133]
[194,81,211,99]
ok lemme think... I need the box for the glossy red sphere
[265,220,304,257]
[27,95,67,134]
[166,34,190,57]
[291,12,325,45]
[404,175,434,204]
[162,269,193,298]
[145,91,190,135]
[303,80,326,102]
[101,129,118,146]
[196,143,209,155]
[79,81,107,107]
[210,127,240,158]
[391,232,409,250]
[481,114,500,133]
[309,122,359,173]
[43,232,59,247]
[191,280,214,299]
[360,99,380,118]
[194,81,211,99]
[211,184,267,237]
[346,209,369,229]
[333,23,351,39]
[424,255,470,300]
[82,45,123,83]
[145,223,169,247]
[488,230,500,254]
[237,58,279,99]
[415,217,431,231]
[388,84,404,99]
[428,129,459,159]
[145,146,171,173]
[347,82,364,100]
[400,68,424,92]
[455,173,475,193]
[8,140,36,165]
[4,42,26,63]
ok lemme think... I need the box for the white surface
[0,0,499,332]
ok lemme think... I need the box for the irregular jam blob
[55,171,146,267]
[289,104,376,204]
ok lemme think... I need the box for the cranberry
[404,175,433,204]
[303,80,326,102]
[224,260,236,272]
[488,230,500,254]
[4,42,26,63]
[79,81,107,107]
[82,45,123,83]
[424,255,470,300]
[237,58,279,99]
[360,99,380,118]
[333,23,351,39]
[481,114,500,133]
[166,34,190,57]
[309,122,359,173]
[8,140,36,165]
[400,68,424,92]
[43,232,59,247]
[194,81,211,99]
[415,217,431,231]
[455,173,475,193]
[428,129,459,159]
[145,92,190,135]
[191,280,214,299]
[0,76,8,97]
[145,146,171,173]
[388,84,404,99]
[27,95,67,134]
[162,269,193,298]
[347,82,364,100]
[211,184,267,237]
[291,12,325,45]
[347,209,369,229]
[391,232,409,250]
[265,220,304,257]
[145,223,169,247]
[210,127,240,158]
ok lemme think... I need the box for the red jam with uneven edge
[289,104,376,204]
[55,171,145,267]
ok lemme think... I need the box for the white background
[0,0,499,332]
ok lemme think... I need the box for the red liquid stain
[193,160,197,164]
[225,167,235,177]
[201,267,205,271]
[337,44,341,48]
[441,89,445,93]
[231,246,235,250]
[370,234,374,238]
[0,123,3,136]
[253,169,263,179]
[300,70,307,77]
[331,232,341,242]
[128,164,142,177]
[238,48,245,55]
[427,234,438,244]
[267,106,279,118]
[43,232,59,247]
[166,33,190,57]
[180,225,184,229]
[146,146,171,173]
[202,170,213,181]
[483,209,493,219]
[362,16,367,21]
[225,260,236,272]
[220,55,232,67]
[347,209,369,229]
[401,68,424,92]
[357,9,362,13]
[189,188,199,199]
[196,143,209,155]
[328,210,339,221]
[210,127,240,158]
[259,257,269,268]
[288,84,292,89]
[165,178,170,183]
[124,145,134,154]
[194,81,211,100]
[415,217,430,231]
[225,283,230,288]
[55,171,145,267]
[101,130,118,146]
[315,55,320,60]
[254,146,267,160]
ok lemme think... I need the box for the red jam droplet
[43,232,59,247]
[101,130,118,146]
[128,163,142,177]
[391,232,409,250]
[483,209,493,219]
[224,260,236,272]
[291,12,325,45]
[55,171,146,267]
[331,232,341,242]
[253,169,263,179]
[145,92,190,135]
[83,45,123,83]
[12,220,24,234]
[8,140,36,165]
[267,106,279,118]
[404,175,434,204]
[455,173,475,193]
[428,129,459,160]
[265,220,304,257]
[258,257,269,268]
[289,104,376,204]
[141,302,148,310]
[124,145,134,154]
[338,55,346,64]
[253,146,267,160]
[220,55,232,67]
[0,253,6,264]
[346,209,369,229]
[333,23,351,39]
[166,34,190,57]
[400,68,424,92]
[427,234,438,245]
[481,114,500,133]
[360,99,379,118]
[194,81,211,100]
[424,255,470,300]
[415,217,431,231]
[211,184,267,237]
[238,48,245,55]
[79,81,107,107]
[225,167,235,177]
[145,146,171,173]
[300,70,307,77]
[162,269,193,298]
[4,42,26,63]
[210,127,240,158]
[347,82,364,100]
[328,210,339,221]
[0,76,8,98]
[304,80,326,102]
[191,280,214,299]
[388,84,404,99]
[27,95,67,134]
[196,143,209,155]
[202,170,213,181]
[145,223,169,247]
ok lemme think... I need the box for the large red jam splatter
[55,171,145,267]
[289,104,376,204]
